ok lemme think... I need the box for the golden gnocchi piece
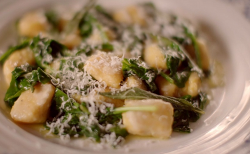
[113,5,147,26]
[178,72,201,97]
[10,83,55,123]
[18,11,49,37]
[60,32,82,49]
[144,43,167,69]
[3,48,35,85]
[124,75,147,90]
[122,99,174,138]
[87,27,115,45]
[155,75,178,97]
[127,6,147,26]
[197,39,210,71]
[84,52,123,88]
[113,9,132,25]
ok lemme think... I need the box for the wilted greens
[0,0,215,146]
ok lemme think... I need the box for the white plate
[0,0,250,153]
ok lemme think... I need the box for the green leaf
[79,102,90,114]
[159,72,175,84]
[167,56,181,75]
[101,43,114,52]
[12,65,33,79]
[4,66,51,107]
[173,109,191,133]
[76,45,93,56]
[95,5,113,20]
[37,68,51,84]
[172,36,186,44]
[100,87,204,114]
[53,88,77,113]
[97,107,122,125]
[149,34,203,76]
[172,92,208,132]
[0,39,30,64]
[30,36,68,69]
[4,66,33,107]
[140,2,157,19]
[79,124,101,142]
[64,0,97,34]
[122,58,157,92]
[183,26,202,69]
[4,77,23,107]
[172,71,191,88]
[48,89,102,142]
[110,125,128,138]
[79,14,95,39]
[45,10,59,31]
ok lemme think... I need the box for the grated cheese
[5,1,211,148]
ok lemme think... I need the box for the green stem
[160,72,175,84]
[113,106,157,114]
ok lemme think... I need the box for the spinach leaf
[100,87,204,114]
[122,58,157,92]
[101,43,114,52]
[173,93,208,132]
[172,36,186,45]
[183,26,202,69]
[79,124,101,142]
[47,88,100,140]
[172,71,191,88]
[173,109,191,133]
[79,14,96,39]
[140,2,157,19]
[47,89,128,143]
[97,107,122,125]
[150,34,184,75]
[78,13,110,43]
[167,56,181,76]
[160,70,191,88]
[94,4,122,38]
[45,10,60,32]
[4,66,51,107]
[110,125,128,138]
[150,34,203,76]
[95,5,113,20]
[76,45,93,56]
[64,0,97,34]
[96,107,129,139]
[30,36,68,69]
[51,88,85,115]
[0,39,30,64]
[4,67,30,107]
[59,57,84,72]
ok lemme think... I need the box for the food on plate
[0,0,220,147]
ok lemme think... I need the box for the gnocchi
[3,48,35,85]
[10,83,55,123]
[0,1,218,147]
[122,99,174,138]
[18,11,49,37]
